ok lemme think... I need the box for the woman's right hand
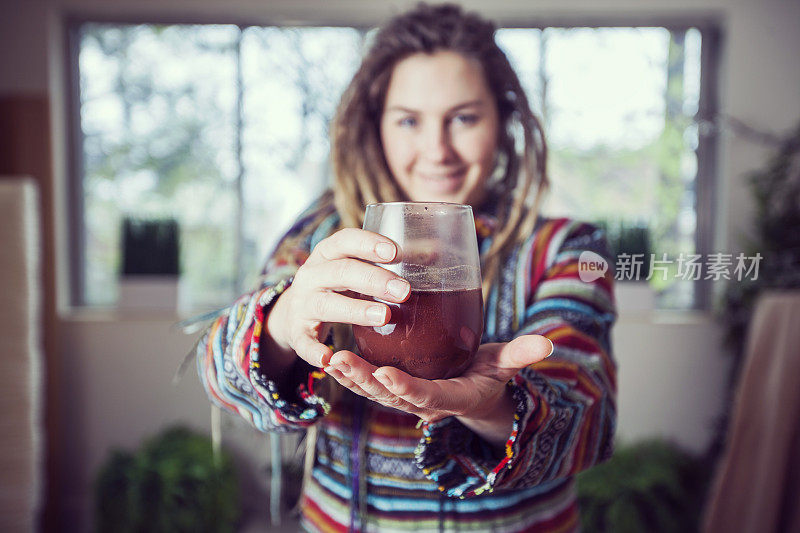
[266,228,411,368]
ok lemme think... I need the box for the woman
[197,4,617,532]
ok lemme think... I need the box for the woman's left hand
[322,335,554,429]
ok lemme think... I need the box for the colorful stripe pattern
[196,196,617,532]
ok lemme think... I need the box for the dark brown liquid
[353,288,483,380]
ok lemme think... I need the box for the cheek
[455,128,498,167]
[381,128,413,171]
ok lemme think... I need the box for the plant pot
[118,274,179,310]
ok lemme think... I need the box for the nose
[419,121,454,163]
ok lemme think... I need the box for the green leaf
[94,426,240,533]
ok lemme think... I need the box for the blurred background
[1,0,798,531]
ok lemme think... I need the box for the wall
[55,316,210,524]
[2,0,799,529]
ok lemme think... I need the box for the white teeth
[420,173,461,180]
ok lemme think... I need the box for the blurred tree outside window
[75,23,705,311]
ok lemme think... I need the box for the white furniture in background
[0,178,43,532]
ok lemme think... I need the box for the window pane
[79,24,240,308]
[500,27,702,308]
[239,27,363,290]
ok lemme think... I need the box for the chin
[410,186,472,205]
[412,193,465,204]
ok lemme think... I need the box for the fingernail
[387,279,410,299]
[546,338,555,357]
[375,242,395,261]
[367,305,387,324]
[320,352,332,368]
[334,363,351,375]
[373,371,393,388]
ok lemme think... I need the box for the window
[69,20,716,311]
[72,23,363,309]
[497,27,708,308]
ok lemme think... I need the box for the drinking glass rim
[365,201,472,210]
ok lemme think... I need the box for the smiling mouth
[414,170,466,195]
[418,169,465,181]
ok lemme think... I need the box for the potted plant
[94,426,240,532]
[118,216,181,310]
[597,219,656,312]
[576,439,711,532]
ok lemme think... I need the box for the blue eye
[398,116,417,127]
[454,114,479,125]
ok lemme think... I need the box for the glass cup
[352,202,484,380]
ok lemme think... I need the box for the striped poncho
[197,194,617,532]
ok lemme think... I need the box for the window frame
[64,13,721,310]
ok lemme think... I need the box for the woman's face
[380,51,500,206]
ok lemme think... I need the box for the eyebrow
[385,100,486,114]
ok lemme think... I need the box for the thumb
[496,335,554,374]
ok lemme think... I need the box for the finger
[303,259,410,302]
[328,351,425,414]
[310,291,390,327]
[292,333,333,368]
[494,335,554,372]
[309,228,398,265]
[371,366,468,414]
[323,366,373,399]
